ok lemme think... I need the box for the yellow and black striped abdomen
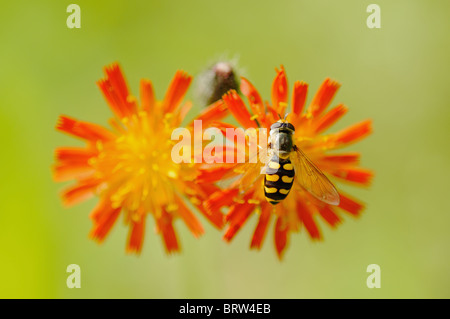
[264,155,295,205]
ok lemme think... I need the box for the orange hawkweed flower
[54,63,227,254]
[203,66,373,259]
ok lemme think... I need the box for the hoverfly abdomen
[264,154,295,205]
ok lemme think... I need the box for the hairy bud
[196,61,241,106]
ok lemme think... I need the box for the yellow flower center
[92,111,185,218]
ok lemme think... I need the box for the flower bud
[196,61,241,106]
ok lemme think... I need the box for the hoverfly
[226,116,340,206]
[263,118,340,205]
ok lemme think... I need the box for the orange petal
[203,139,241,161]
[291,81,308,116]
[318,205,341,227]
[225,190,254,222]
[140,79,156,113]
[56,115,116,142]
[61,179,99,206]
[332,119,372,147]
[90,199,109,222]
[196,202,225,230]
[175,197,204,238]
[53,147,97,181]
[296,200,322,240]
[181,180,217,201]
[53,163,95,182]
[182,181,224,228]
[55,147,96,163]
[196,164,236,183]
[274,216,289,260]
[156,210,180,253]
[204,188,240,214]
[162,70,192,113]
[271,66,288,116]
[222,90,258,128]
[104,64,130,106]
[318,153,360,167]
[330,167,373,185]
[307,78,340,117]
[265,104,280,124]
[250,203,272,250]
[97,63,137,118]
[338,192,365,216]
[209,121,237,138]
[223,201,255,242]
[240,77,266,122]
[196,182,221,198]
[89,200,121,242]
[314,104,348,134]
[126,215,146,254]
[190,100,229,127]
[223,204,255,242]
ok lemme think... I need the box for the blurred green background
[1,0,449,298]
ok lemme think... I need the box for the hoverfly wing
[291,145,340,205]
[217,142,269,195]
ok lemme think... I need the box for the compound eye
[286,123,295,131]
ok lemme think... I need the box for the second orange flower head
[202,66,373,259]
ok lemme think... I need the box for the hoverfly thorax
[269,120,295,159]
